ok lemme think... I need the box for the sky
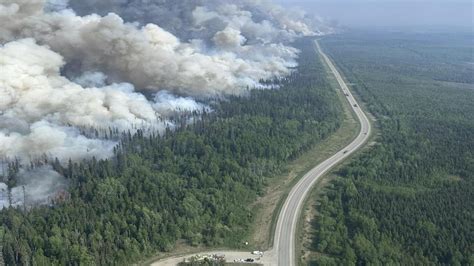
[277,0,473,29]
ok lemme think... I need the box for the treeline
[0,38,343,265]
[309,32,474,265]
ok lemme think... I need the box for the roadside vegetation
[0,38,344,265]
[306,31,474,265]
[248,44,360,250]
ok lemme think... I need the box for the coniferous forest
[309,31,474,265]
[0,39,344,265]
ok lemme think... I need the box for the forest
[0,39,344,265]
[308,31,474,265]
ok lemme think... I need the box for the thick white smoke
[0,0,306,96]
[153,91,209,117]
[2,38,171,162]
[68,0,327,41]
[0,0,330,208]
[0,37,209,159]
[0,38,205,208]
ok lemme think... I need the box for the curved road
[273,40,372,266]
[151,40,371,266]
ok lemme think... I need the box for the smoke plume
[0,0,330,208]
[0,166,68,209]
[0,0,307,96]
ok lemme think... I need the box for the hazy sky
[277,0,473,29]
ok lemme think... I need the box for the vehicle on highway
[274,40,372,266]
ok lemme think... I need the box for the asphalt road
[273,40,372,266]
[151,39,371,266]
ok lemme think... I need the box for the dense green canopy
[0,39,343,265]
[310,32,474,265]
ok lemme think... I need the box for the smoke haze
[276,0,473,29]
[0,0,330,208]
[0,166,68,209]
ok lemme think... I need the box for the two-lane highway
[273,40,372,266]
[151,39,371,266]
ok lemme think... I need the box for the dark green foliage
[311,31,474,265]
[0,39,343,265]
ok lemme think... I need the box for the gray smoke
[1,38,204,162]
[0,0,310,96]
[0,0,330,207]
[0,166,68,209]
[68,0,325,41]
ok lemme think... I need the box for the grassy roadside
[296,131,379,265]
[296,40,379,265]
[141,40,364,265]
[246,41,362,251]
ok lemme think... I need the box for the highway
[151,39,371,266]
[273,40,372,266]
